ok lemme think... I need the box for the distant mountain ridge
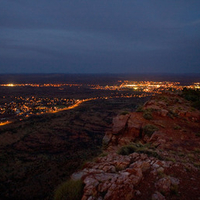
[0,73,200,85]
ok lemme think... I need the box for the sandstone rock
[140,161,151,172]
[112,114,130,133]
[104,181,135,200]
[155,176,179,195]
[158,101,167,107]
[155,177,171,194]
[169,177,180,186]
[140,154,148,160]
[149,131,163,143]
[129,152,140,160]
[128,113,143,129]
[157,167,164,174]
[71,171,86,181]
[102,133,113,147]
[135,190,141,196]
[102,165,116,173]
[152,191,166,200]
[130,161,150,172]
[114,161,130,171]
[160,109,168,117]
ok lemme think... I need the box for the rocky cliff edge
[71,93,200,200]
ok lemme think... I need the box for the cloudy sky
[0,0,200,74]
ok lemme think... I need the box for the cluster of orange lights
[0,83,82,87]
[0,81,199,126]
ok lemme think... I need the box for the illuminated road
[0,99,93,127]
[0,95,148,127]
[49,99,90,113]
[0,121,12,126]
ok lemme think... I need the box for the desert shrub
[192,101,200,110]
[117,144,137,155]
[143,124,159,137]
[195,132,200,137]
[165,157,176,162]
[120,111,130,115]
[158,96,169,103]
[54,179,84,200]
[194,162,200,168]
[182,88,200,110]
[167,110,178,118]
[182,88,200,101]
[98,152,108,157]
[143,109,153,120]
[173,125,181,130]
[118,142,162,159]
[136,105,144,112]
[170,183,179,195]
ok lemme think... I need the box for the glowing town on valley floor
[0,81,199,126]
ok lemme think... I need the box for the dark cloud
[0,0,200,73]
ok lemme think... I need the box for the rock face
[71,93,200,200]
[103,93,200,150]
[103,113,143,147]
[73,153,166,200]
[72,152,187,200]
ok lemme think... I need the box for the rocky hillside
[68,92,200,200]
[0,97,146,200]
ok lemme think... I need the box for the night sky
[1,0,200,74]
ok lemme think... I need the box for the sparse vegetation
[120,111,130,115]
[177,152,185,157]
[194,162,200,169]
[54,179,84,200]
[165,157,176,163]
[195,132,200,137]
[194,148,200,153]
[117,142,161,159]
[173,124,181,130]
[98,152,108,157]
[170,182,179,195]
[182,88,200,110]
[136,105,144,112]
[143,109,153,120]
[117,144,138,155]
[143,124,159,137]
[158,96,168,102]
[167,110,178,119]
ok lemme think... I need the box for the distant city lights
[6,84,14,87]
[0,80,199,127]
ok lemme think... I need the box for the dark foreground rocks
[71,93,200,200]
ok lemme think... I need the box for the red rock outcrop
[103,93,200,150]
[71,93,200,200]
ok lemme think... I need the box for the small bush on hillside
[118,142,162,159]
[195,132,200,137]
[173,125,181,130]
[192,101,200,110]
[167,110,178,119]
[120,111,130,115]
[117,144,137,155]
[143,124,159,137]
[143,109,153,120]
[98,152,108,157]
[54,179,84,200]
[182,88,200,110]
[136,105,144,112]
